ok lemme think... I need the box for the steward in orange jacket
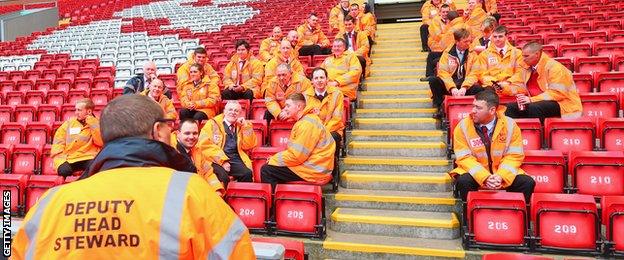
[329,0,351,35]
[51,98,103,177]
[464,0,487,36]
[304,68,345,141]
[179,63,221,121]
[297,14,331,56]
[258,26,283,62]
[176,47,220,93]
[339,15,371,77]
[140,79,177,120]
[261,93,336,188]
[222,40,264,100]
[263,40,305,94]
[265,64,312,121]
[321,38,362,101]
[360,5,377,42]
[450,90,535,202]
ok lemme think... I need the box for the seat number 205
[287,210,304,219]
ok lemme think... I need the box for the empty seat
[25,175,64,213]
[596,72,624,93]
[572,73,594,93]
[25,90,45,106]
[25,122,50,145]
[272,184,325,238]
[251,237,306,260]
[558,43,592,58]
[5,91,24,106]
[251,146,281,182]
[11,144,41,175]
[531,193,599,252]
[73,78,92,91]
[522,150,566,193]
[0,173,28,216]
[580,92,619,119]
[41,144,55,175]
[515,118,542,150]
[615,56,624,72]
[37,105,59,124]
[543,33,575,46]
[1,122,24,145]
[599,118,624,151]
[15,80,33,92]
[575,56,611,74]
[576,31,608,44]
[0,81,14,95]
[601,196,624,255]
[14,105,36,123]
[0,105,13,124]
[269,121,295,148]
[514,35,543,46]
[544,118,595,155]
[54,78,73,93]
[594,42,624,57]
[61,104,76,121]
[92,77,113,89]
[553,57,574,71]
[465,192,528,248]
[251,99,267,120]
[568,151,624,196]
[34,79,53,92]
[224,182,272,231]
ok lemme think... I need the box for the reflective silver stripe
[506,146,524,155]
[562,111,582,119]
[289,142,311,157]
[455,148,471,158]
[25,186,60,260]
[491,149,503,157]
[474,151,488,159]
[303,161,332,174]
[208,218,247,260]
[539,92,553,100]
[316,134,334,148]
[504,117,515,149]
[468,164,487,177]
[302,116,324,130]
[499,163,519,175]
[276,152,285,166]
[548,83,567,91]
[159,172,192,260]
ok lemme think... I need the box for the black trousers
[260,164,304,190]
[367,36,373,56]
[222,88,254,101]
[331,131,341,156]
[504,100,561,123]
[356,55,367,77]
[420,24,430,51]
[456,173,536,203]
[213,160,253,188]
[425,51,443,77]
[492,13,501,22]
[179,109,208,121]
[57,160,92,177]
[299,45,331,56]
[429,77,485,108]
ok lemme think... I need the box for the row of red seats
[500,8,624,21]
[509,30,623,47]
[522,150,624,195]
[225,182,326,238]
[499,0,622,11]
[503,20,624,33]
[508,40,624,58]
[0,77,114,98]
[464,192,623,257]
[0,173,76,216]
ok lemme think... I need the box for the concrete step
[372,51,425,58]
[347,141,446,157]
[354,118,438,130]
[348,129,444,142]
[359,97,432,109]
[377,22,421,29]
[374,43,420,50]
[323,231,464,259]
[371,56,427,64]
[341,170,452,192]
[341,156,451,173]
[365,74,425,83]
[330,208,460,239]
[328,188,457,212]
[375,33,420,41]
[370,67,426,76]
[373,47,421,54]
[363,81,429,91]
[370,62,425,69]
[359,89,430,99]
[354,108,436,118]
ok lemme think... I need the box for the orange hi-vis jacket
[179,78,221,118]
[421,0,457,25]
[360,12,377,41]
[140,89,178,120]
[471,41,523,90]
[176,53,221,93]
[449,111,526,188]
[482,0,497,14]
[263,53,305,89]
[267,108,336,185]
[321,51,362,101]
[329,4,349,34]
[464,6,487,36]
[198,114,258,169]
[222,54,265,99]
[297,22,330,47]
[428,17,466,52]
[264,73,312,118]
[338,30,371,65]
[258,36,282,62]
[437,44,481,90]
[508,52,583,118]
[303,85,345,136]
[11,167,254,259]
[170,134,224,194]
[51,116,103,169]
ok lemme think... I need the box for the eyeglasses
[155,118,176,129]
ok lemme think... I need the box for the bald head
[100,95,164,143]
[143,61,157,79]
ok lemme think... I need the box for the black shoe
[420,76,431,82]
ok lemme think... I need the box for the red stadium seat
[311,55,328,67]
[95,67,115,78]
[90,89,111,106]
[575,56,611,74]
[273,184,325,238]
[543,33,575,47]
[25,175,64,213]
[41,144,55,175]
[599,118,624,151]
[14,105,36,123]
[251,237,306,260]
[48,61,64,71]
[15,80,33,92]
[33,62,48,72]
[250,119,267,146]
[5,91,24,106]
[251,99,267,120]
[443,96,473,146]
[576,31,608,44]
[269,121,294,148]
[158,74,177,89]
[60,68,77,81]
[465,192,528,248]
[515,118,542,150]
[24,70,40,81]
[601,196,624,255]
[61,104,76,121]
[25,122,50,145]
[0,105,13,124]
[593,42,624,57]
[1,122,24,145]
[610,30,624,42]
[514,35,543,46]
[92,77,113,89]
[25,90,45,106]
[77,68,95,80]
[251,146,281,182]
[37,104,59,124]
[531,193,599,252]
[533,25,561,34]
[572,73,594,93]
[11,144,41,175]
[522,150,566,193]
[596,72,624,93]
[558,43,592,58]
[73,78,92,91]
[0,144,10,174]
[541,44,557,58]
[46,90,66,106]
[0,81,14,95]
[34,79,53,92]
[42,69,58,81]
[8,71,24,81]
[224,182,272,231]
[67,90,89,105]
[0,173,28,215]
[568,151,624,196]
[553,57,574,71]
[580,92,619,119]
[614,56,624,72]
[544,117,595,155]
[482,253,553,260]
[593,20,622,31]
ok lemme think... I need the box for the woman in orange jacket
[179,63,221,121]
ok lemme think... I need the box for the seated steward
[320,38,363,101]
[140,78,177,120]
[222,40,264,100]
[179,63,221,121]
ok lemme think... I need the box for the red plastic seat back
[274,184,322,233]
[224,182,272,229]
[1,123,24,145]
[580,93,619,119]
[252,237,306,260]
[544,118,594,155]
[572,73,594,93]
[467,192,527,245]
[0,174,28,214]
[521,150,566,193]
[26,175,64,213]
[515,118,542,150]
[601,196,624,251]
[599,118,624,151]
[14,105,36,123]
[251,120,266,146]
[251,146,281,182]
[569,151,624,196]
[251,99,267,120]
[597,72,624,93]
[269,121,294,148]
[41,144,55,175]
[61,104,76,121]
[12,144,41,175]
[531,193,598,250]
[37,105,59,124]
[576,56,611,74]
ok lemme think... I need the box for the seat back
[37,105,59,124]
[224,182,272,230]
[1,122,24,145]
[572,73,594,93]
[251,99,267,120]
[544,118,595,155]
[576,56,611,74]
[12,144,41,175]
[521,150,566,193]
[269,121,295,148]
[467,192,527,246]
[599,118,624,151]
[531,193,598,250]
[601,196,624,252]
[580,93,619,119]
[569,151,624,196]
[251,120,267,146]
[0,174,28,215]
[251,146,281,182]
[14,105,36,123]
[482,253,553,260]
[26,175,64,213]
[597,72,624,93]
[515,119,542,150]
[274,184,323,235]
[41,144,55,175]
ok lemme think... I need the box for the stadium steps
[316,22,464,259]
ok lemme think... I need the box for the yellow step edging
[355,118,437,124]
[331,208,460,228]
[370,68,426,73]
[348,141,446,149]
[350,129,443,137]
[334,193,457,205]
[365,75,423,80]
[323,240,465,258]
[360,98,431,103]
[343,157,449,166]
[359,90,430,96]
[364,81,428,86]
[355,108,437,114]
[342,171,452,184]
